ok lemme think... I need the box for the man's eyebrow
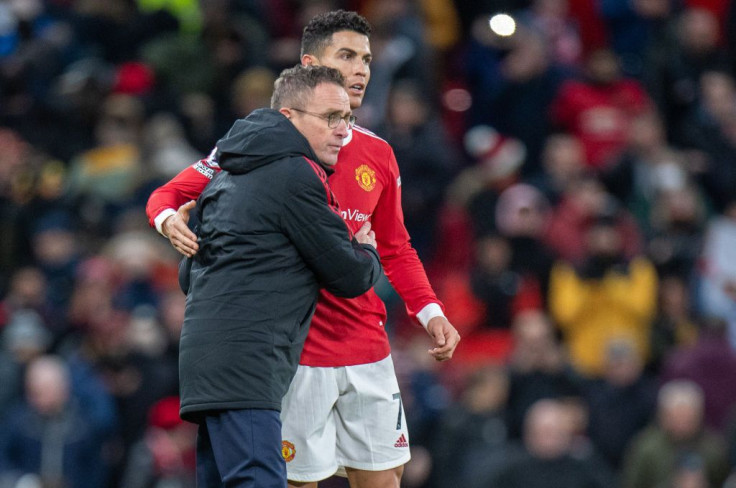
[325,109,351,116]
[335,47,371,59]
[336,47,357,55]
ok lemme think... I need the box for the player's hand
[354,221,377,249]
[426,316,460,362]
[163,200,199,257]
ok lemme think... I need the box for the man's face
[586,49,619,84]
[302,30,372,110]
[285,82,351,167]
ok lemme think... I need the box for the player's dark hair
[301,10,372,58]
[271,64,345,109]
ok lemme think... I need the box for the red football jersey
[146,126,444,366]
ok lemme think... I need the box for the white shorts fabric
[280,355,411,482]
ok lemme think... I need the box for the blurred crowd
[2,0,736,487]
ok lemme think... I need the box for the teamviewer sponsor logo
[340,209,372,223]
[394,434,408,448]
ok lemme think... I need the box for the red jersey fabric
[146,126,443,367]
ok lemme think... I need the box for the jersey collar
[342,125,354,147]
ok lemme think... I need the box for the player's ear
[302,54,317,67]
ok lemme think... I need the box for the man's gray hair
[270,65,345,110]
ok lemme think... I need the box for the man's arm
[283,159,382,298]
[370,147,460,360]
[145,153,220,256]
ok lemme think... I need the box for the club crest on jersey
[355,164,377,191]
[282,440,296,462]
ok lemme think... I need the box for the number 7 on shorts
[392,392,402,430]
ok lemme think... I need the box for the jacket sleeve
[145,150,220,232]
[370,146,445,322]
[282,158,383,298]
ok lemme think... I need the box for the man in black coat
[179,65,383,487]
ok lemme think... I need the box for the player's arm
[370,148,460,360]
[283,159,382,298]
[145,151,220,256]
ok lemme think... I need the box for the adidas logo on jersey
[394,434,408,448]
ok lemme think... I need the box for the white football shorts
[280,355,411,482]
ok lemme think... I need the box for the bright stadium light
[489,13,516,37]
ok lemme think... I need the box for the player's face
[302,30,372,110]
[284,82,351,167]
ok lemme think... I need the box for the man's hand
[426,316,460,361]
[354,221,377,249]
[163,200,199,257]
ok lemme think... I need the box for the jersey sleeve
[370,146,445,324]
[145,150,221,233]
